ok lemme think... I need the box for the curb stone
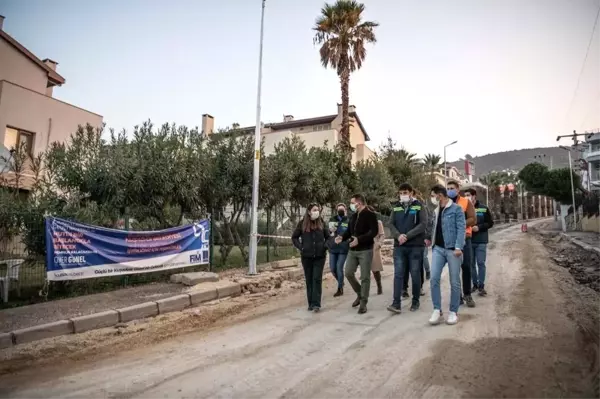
[215,282,242,299]
[71,310,120,333]
[560,233,600,256]
[117,302,159,323]
[156,294,192,314]
[189,286,218,305]
[12,320,74,345]
[0,332,13,349]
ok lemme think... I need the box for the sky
[0,0,599,160]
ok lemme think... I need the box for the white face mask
[400,195,410,203]
[310,211,320,220]
[430,197,439,206]
[349,203,357,212]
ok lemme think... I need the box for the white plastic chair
[0,259,24,303]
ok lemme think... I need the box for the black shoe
[334,288,343,297]
[472,283,479,291]
[358,303,368,314]
[479,287,488,297]
[465,295,476,308]
[313,306,321,313]
[402,291,410,298]
[352,296,361,308]
[308,306,314,311]
[410,301,420,312]
[387,304,401,314]
[460,296,465,305]
[377,286,383,295]
[426,271,431,280]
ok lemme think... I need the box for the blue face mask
[447,189,458,199]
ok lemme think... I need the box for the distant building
[583,132,600,192]
[201,104,374,165]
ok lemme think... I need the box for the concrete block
[156,294,191,314]
[189,286,218,305]
[216,281,242,299]
[0,332,13,349]
[287,268,304,280]
[272,259,298,269]
[170,273,185,283]
[12,320,73,345]
[70,310,120,333]
[180,272,219,286]
[117,302,158,323]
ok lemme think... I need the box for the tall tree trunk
[339,65,352,155]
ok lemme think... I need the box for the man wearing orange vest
[447,180,477,308]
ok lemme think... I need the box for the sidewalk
[1,282,189,332]
[567,231,600,248]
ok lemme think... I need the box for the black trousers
[301,256,326,308]
[461,238,473,296]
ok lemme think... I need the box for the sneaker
[313,306,321,313]
[333,288,343,297]
[358,303,368,314]
[402,291,410,298]
[426,271,431,280]
[479,287,488,297]
[465,295,476,308]
[352,296,361,308]
[429,309,442,325]
[446,311,459,325]
[410,301,420,312]
[387,304,401,314]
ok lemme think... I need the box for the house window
[312,124,331,132]
[3,127,34,155]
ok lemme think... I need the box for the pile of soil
[535,231,600,293]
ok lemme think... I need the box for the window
[590,143,600,153]
[3,127,34,154]
[312,124,331,132]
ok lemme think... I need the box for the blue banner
[45,217,210,281]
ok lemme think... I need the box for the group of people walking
[291,180,493,325]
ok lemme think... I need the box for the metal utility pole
[560,145,578,227]
[248,0,266,276]
[443,141,458,186]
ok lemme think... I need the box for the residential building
[584,132,600,191]
[0,15,103,188]
[201,103,374,164]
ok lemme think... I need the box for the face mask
[400,195,410,203]
[464,195,472,203]
[310,211,320,220]
[349,203,357,212]
[447,189,458,199]
[430,197,439,206]
[337,209,345,217]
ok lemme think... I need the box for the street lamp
[560,145,577,227]
[248,0,267,275]
[444,140,458,186]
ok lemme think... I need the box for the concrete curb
[1,281,244,349]
[560,233,600,256]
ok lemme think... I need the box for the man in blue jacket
[387,183,428,313]
[428,184,466,326]
[465,188,494,296]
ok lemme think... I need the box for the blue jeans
[393,246,423,307]
[329,252,347,289]
[431,246,462,313]
[471,243,487,287]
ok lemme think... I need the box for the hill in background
[449,146,580,177]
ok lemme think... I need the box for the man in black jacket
[335,194,379,314]
[465,188,494,296]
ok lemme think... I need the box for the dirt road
[0,223,598,398]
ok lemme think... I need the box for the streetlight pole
[443,140,458,186]
[248,0,266,275]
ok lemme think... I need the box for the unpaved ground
[0,223,598,398]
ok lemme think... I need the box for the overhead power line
[563,3,600,130]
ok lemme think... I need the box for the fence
[0,208,313,306]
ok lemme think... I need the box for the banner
[45,217,210,281]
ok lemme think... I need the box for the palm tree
[314,0,378,154]
[423,153,442,175]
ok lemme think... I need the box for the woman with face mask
[292,203,330,312]
[328,203,350,297]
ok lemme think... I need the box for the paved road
[1,223,597,398]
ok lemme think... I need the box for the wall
[0,39,48,94]
[0,80,103,156]
[261,129,337,156]
[580,215,600,233]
